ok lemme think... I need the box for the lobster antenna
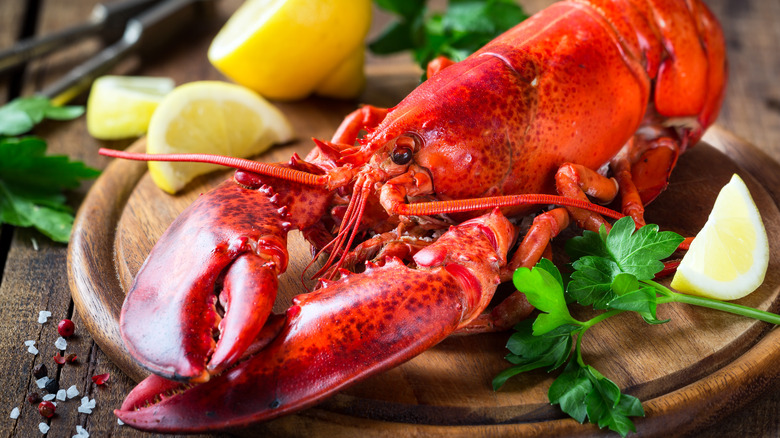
[392,194,626,220]
[99,149,329,187]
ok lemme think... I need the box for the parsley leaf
[492,320,576,390]
[0,96,84,136]
[513,264,579,334]
[605,218,684,280]
[583,365,644,436]
[0,97,98,242]
[568,255,622,308]
[370,0,528,72]
[0,137,99,242]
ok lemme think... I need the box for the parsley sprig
[370,0,528,72]
[0,97,99,242]
[494,217,780,436]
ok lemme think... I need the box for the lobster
[100,0,726,433]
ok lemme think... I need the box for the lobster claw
[115,210,515,433]
[120,179,289,382]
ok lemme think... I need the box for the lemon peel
[207,0,371,101]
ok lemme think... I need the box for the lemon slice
[671,174,769,300]
[207,0,371,101]
[146,81,293,194]
[86,76,175,140]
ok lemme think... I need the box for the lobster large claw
[120,178,291,382]
[115,209,516,433]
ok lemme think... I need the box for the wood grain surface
[1,1,779,437]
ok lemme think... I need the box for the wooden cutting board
[68,110,780,436]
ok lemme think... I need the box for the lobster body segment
[108,0,727,432]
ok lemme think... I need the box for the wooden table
[1,0,777,437]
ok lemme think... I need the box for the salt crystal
[73,425,89,437]
[39,423,50,434]
[36,377,49,389]
[27,345,39,355]
[66,385,79,399]
[56,389,67,401]
[117,418,124,425]
[54,337,67,350]
[38,311,52,324]
[42,394,55,401]
[77,397,95,414]
[9,407,19,419]
[24,340,35,346]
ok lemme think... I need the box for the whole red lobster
[101,0,725,432]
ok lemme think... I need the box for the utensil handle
[0,21,102,74]
[37,0,213,105]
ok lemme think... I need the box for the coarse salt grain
[54,337,67,350]
[56,389,67,401]
[42,394,56,401]
[10,407,19,419]
[66,385,79,399]
[24,340,38,355]
[73,425,89,437]
[39,423,50,434]
[38,311,52,324]
[78,397,96,414]
[36,377,49,389]
[117,418,124,425]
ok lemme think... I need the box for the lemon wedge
[146,81,293,194]
[86,76,175,140]
[207,0,371,101]
[671,174,769,300]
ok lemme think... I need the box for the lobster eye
[391,146,413,165]
[390,134,419,165]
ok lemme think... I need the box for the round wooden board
[68,125,780,437]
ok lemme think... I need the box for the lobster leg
[458,208,570,333]
[115,210,516,433]
[554,162,619,231]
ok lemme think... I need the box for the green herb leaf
[608,286,670,324]
[605,217,684,280]
[548,361,591,423]
[0,96,84,136]
[0,136,99,242]
[565,226,609,261]
[370,0,527,72]
[583,365,644,437]
[493,320,576,390]
[513,265,579,334]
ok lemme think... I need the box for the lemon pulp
[86,76,174,139]
[146,81,293,194]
